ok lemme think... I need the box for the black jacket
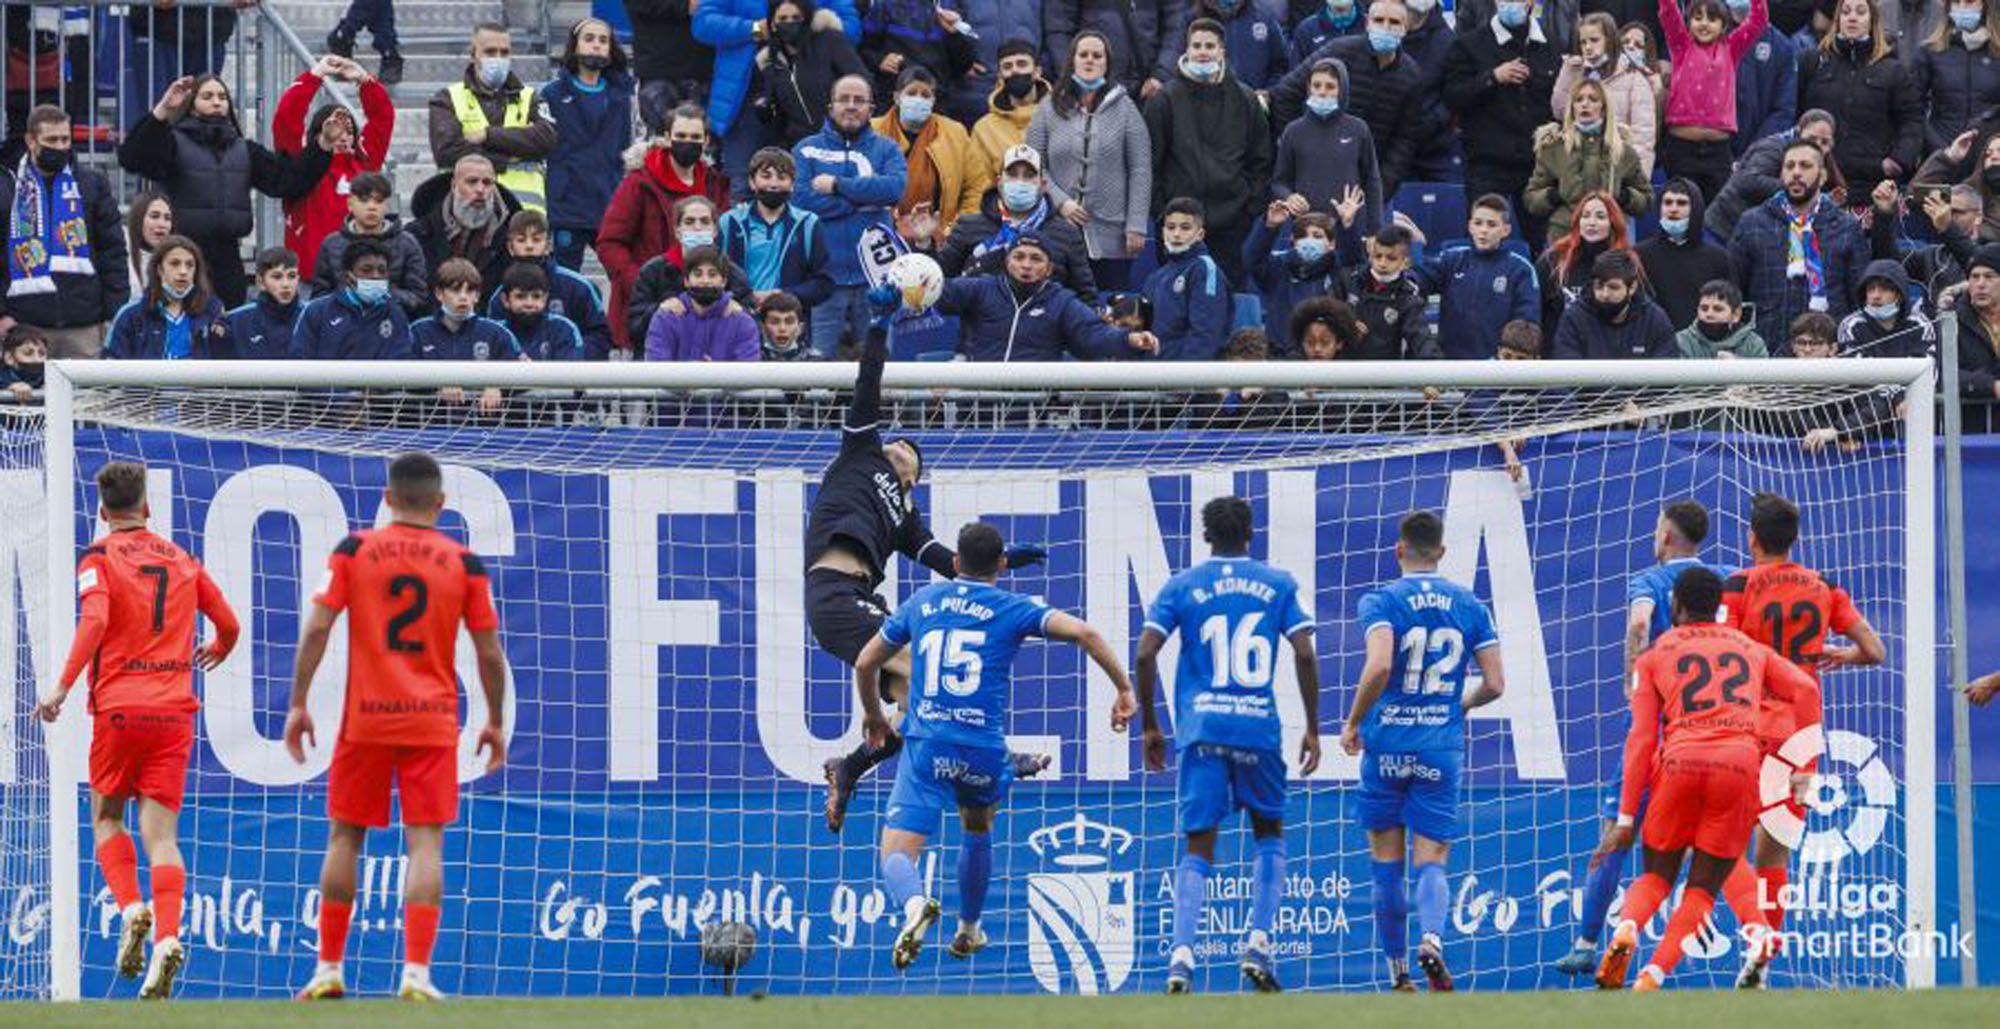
[407,172,526,291]
[625,0,715,84]
[1269,37,1428,195]
[1551,294,1678,359]
[1952,303,2000,432]
[1913,37,2000,154]
[117,113,329,243]
[1440,17,1561,182]
[937,194,1099,303]
[1636,178,1733,331]
[0,163,130,328]
[1144,66,1273,228]
[1798,41,1923,194]
[1342,268,1441,360]
[757,10,869,149]
[310,216,432,318]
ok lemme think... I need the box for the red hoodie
[597,144,730,351]
[274,71,393,281]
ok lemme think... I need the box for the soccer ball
[886,252,944,313]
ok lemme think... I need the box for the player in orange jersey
[285,453,507,1002]
[1593,566,1823,993]
[1719,491,1884,987]
[36,461,239,999]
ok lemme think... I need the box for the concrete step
[274,1,508,37]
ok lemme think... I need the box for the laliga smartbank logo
[1025,813,1135,995]
[1757,725,1896,862]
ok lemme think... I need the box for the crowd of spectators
[0,1,1997,434]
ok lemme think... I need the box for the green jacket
[1522,124,1652,243]
[1674,322,1770,360]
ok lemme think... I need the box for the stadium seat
[1232,293,1264,334]
[1390,182,1468,249]
[890,315,960,361]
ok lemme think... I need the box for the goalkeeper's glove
[1004,544,1048,570]
[865,283,900,315]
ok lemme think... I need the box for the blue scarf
[972,197,1051,264]
[8,155,90,298]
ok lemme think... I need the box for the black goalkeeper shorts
[806,568,889,666]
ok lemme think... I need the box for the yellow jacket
[967,83,1047,205]
[870,109,985,240]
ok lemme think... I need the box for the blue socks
[958,832,993,926]
[1414,862,1448,939]
[1173,855,1211,953]
[1577,847,1627,946]
[1372,859,1409,971]
[882,850,922,908]
[1251,837,1285,936]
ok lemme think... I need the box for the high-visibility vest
[446,82,546,212]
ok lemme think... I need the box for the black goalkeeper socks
[839,733,904,784]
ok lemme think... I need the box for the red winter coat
[596,141,730,351]
[274,71,393,281]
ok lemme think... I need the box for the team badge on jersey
[473,341,491,360]
[1756,41,1771,60]
[1252,21,1268,40]
[1492,275,1507,293]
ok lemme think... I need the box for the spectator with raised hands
[273,55,392,284]
[1654,0,1766,202]
[541,19,637,273]
[1914,0,2000,157]
[1025,31,1154,291]
[1870,181,1982,313]
[118,75,332,307]
[1244,189,1365,349]
[1553,12,1658,177]
[1916,129,2000,243]
[1797,0,1920,197]
[932,235,1158,361]
[1523,78,1651,245]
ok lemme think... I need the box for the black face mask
[1592,294,1630,321]
[33,148,67,176]
[1008,275,1042,299]
[579,54,611,71]
[687,284,725,306]
[11,361,43,385]
[670,140,704,168]
[1696,319,1736,342]
[1003,73,1036,99]
[755,186,791,210]
[774,20,806,45]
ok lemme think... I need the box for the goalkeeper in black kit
[811,285,1047,833]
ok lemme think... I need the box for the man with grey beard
[410,154,523,292]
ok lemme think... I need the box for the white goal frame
[37,357,1938,1000]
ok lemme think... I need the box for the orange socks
[95,835,141,910]
[150,865,185,941]
[318,899,354,964]
[1757,867,1789,933]
[405,903,441,968]
[1650,887,1715,975]
[1619,872,1672,929]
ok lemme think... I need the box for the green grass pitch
[0,990,1995,1029]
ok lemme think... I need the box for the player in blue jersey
[1341,511,1505,993]
[1135,497,1322,995]
[1555,500,1714,976]
[854,523,1137,969]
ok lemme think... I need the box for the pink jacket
[1658,0,1767,134]
[1553,61,1661,176]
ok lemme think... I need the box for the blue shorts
[1359,749,1461,842]
[1177,744,1286,833]
[1600,781,1653,826]
[885,737,1011,835]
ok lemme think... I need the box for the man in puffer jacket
[792,74,909,355]
[935,235,1157,360]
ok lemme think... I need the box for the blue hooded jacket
[223,293,300,360]
[790,120,909,286]
[1143,242,1233,360]
[290,289,414,360]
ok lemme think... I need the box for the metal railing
[0,0,351,256]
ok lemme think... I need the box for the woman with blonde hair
[1553,12,1659,175]
[1523,78,1651,243]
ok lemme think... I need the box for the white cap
[1001,143,1042,174]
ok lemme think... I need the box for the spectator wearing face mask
[600,105,733,353]
[939,145,1098,302]
[1272,59,1384,234]
[289,238,414,360]
[947,0,1045,126]
[1026,31,1155,290]
[761,0,872,149]
[1553,13,1659,176]
[1273,2,1430,198]
[968,40,1053,203]
[1914,0,2000,154]
[413,258,523,365]
[1244,200,1363,349]
[312,172,431,319]
[1636,177,1732,329]
[1198,0,1290,93]
[273,56,392,284]
[1523,78,1651,244]
[104,235,232,360]
[860,0,974,118]
[1442,0,1562,243]
[495,262,588,362]
[1043,0,1187,100]
[628,196,758,349]
[0,326,44,399]
[1675,278,1768,356]
[428,22,559,213]
[1342,223,1440,358]
[646,246,771,361]
[1550,248,1676,358]
[485,210,614,360]
[0,105,129,359]
[874,66,985,249]
[541,19,638,273]
[1146,19,1274,286]
[1292,0,1369,67]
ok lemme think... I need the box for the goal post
[20,356,1942,999]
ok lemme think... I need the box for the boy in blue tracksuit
[226,248,304,359]
[720,148,836,310]
[496,263,586,361]
[413,258,524,361]
[1243,203,1362,352]
[484,210,614,359]
[791,75,910,355]
[1412,193,1540,360]
[1144,198,1234,361]
[289,239,413,360]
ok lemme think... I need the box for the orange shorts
[1642,747,1761,858]
[90,708,194,811]
[328,741,458,828]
